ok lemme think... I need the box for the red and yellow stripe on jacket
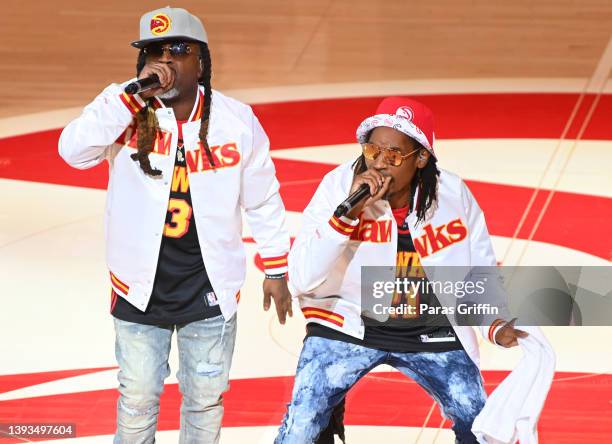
[191,90,204,122]
[119,92,145,115]
[261,253,288,273]
[119,92,168,115]
[301,307,345,328]
[328,215,357,236]
[110,271,130,297]
[110,288,118,313]
[120,89,204,119]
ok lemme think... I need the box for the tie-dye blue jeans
[275,336,486,444]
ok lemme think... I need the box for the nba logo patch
[206,291,219,306]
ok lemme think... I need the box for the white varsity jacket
[59,82,290,321]
[289,161,511,367]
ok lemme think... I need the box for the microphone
[124,74,160,95]
[334,184,370,218]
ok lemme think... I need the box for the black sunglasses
[143,42,193,58]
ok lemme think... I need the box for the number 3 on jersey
[164,198,192,238]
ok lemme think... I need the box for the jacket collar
[153,86,205,124]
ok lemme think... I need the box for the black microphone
[334,184,370,218]
[124,74,160,95]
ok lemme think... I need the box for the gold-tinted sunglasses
[361,142,419,167]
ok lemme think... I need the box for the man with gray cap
[59,6,292,443]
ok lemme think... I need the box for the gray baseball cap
[131,6,208,48]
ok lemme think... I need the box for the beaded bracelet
[265,273,287,280]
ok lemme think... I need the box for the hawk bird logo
[150,13,171,36]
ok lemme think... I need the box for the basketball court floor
[0,1,611,442]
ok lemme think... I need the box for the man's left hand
[495,318,529,348]
[263,277,293,324]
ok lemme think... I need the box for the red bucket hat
[356,97,436,158]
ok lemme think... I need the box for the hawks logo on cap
[150,13,171,36]
[396,106,414,121]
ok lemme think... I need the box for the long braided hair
[352,134,440,224]
[131,42,215,176]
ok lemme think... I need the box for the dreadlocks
[352,137,440,224]
[131,42,214,176]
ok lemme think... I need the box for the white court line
[587,37,612,92]
[1,77,611,139]
[500,90,588,264]
[269,139,612,199]
[227,77,612,104]
[513,37,612,265]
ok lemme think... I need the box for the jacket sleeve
[460,180,513,346]
[58,83,144,169]
[288,170,360,295]
[239,111,291,274]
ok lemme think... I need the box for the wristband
[488,318,506,345]
[265,273,286,280]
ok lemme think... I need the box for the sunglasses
[362,143,420,167]
[143,42,193,58]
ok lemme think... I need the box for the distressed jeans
[113,313,237,444]
[275,336,486,444]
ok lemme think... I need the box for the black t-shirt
[307,206,463,353]
[112,122,221,325]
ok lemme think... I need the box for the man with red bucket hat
[276,97,528,443]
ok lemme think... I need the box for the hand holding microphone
[335,169,392,219]
[124,62,176,99]
[124,74,160,94]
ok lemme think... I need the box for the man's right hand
[345,169,392,219]
[136,62,176,100]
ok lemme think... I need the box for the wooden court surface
[1,0,611,117]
